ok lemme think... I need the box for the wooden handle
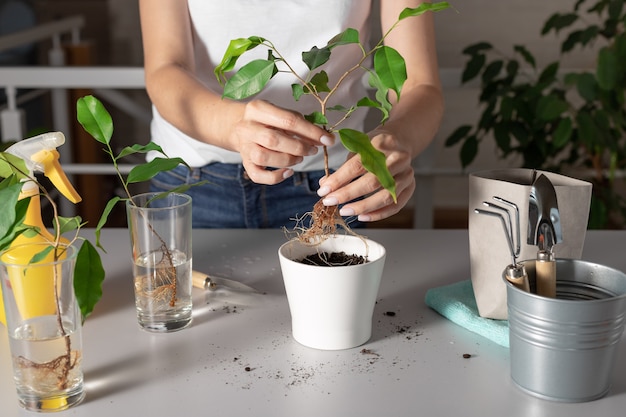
[536,259,556,298]
[191,270,208,289]
[505,265,530,292]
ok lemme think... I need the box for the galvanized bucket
[504,259,626,402]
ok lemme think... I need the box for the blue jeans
[149,163,362,229]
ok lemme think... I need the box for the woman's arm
[318,0,445,221]
[139,0,332,184]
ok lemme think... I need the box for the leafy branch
[214,2,451,203]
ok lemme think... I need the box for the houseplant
[444,0,626,229]
[0,133,104,411]
[0,94,204,409]
[76,95,204,331]
[215,2,450,244]
[215,3,450,349]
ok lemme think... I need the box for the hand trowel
[528,173,563,297]
[192,270,260,293]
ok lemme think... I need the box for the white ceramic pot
[278,235,386,350]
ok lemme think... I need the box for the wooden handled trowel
[528,172,563,297]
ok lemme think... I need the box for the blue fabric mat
[425,279,509,348]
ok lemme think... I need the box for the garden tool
[475,197,529,292]
[528,172,562,298]
[192,270,260,293]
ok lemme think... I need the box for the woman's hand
[231,100,334,185]
[316,129,416,222]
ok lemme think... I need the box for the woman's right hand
[230,100,334,185]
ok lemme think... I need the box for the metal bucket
[504,259,626,402]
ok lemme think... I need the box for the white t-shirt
[150,0,373,171]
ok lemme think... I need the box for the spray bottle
[0,132,82,325]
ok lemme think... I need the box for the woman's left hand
[316,129,416,222]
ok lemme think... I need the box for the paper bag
[469,168,592,319]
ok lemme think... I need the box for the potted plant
[215,3,450,349]
[444,0,626,229]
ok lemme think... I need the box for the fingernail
[308,147,318,156]
[358,214,371,222]
[340,207,355,216]
[322,196,338,206]
[283,169,294,179]
[320,135,335,146]
[317,185,331,197]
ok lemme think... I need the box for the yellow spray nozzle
[31,149,82,204]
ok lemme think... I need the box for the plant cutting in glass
[215,2,450,244]
[76,95,204,309]
[0,138,104,394]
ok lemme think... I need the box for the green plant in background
[215,2,450,239]
[445,0,626,229]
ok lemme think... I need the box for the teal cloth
[425,280,510,348]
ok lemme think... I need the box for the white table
[2,229,626,416]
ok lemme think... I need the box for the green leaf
[462,42,492,56]
[117,142,165,159]
[514,45,536,68]
[500,96,515,120]
[538,62,559,84]
[338,128,396,202]
[126,157,186,184]
[302,46,332,71]
[541,13,578,35]
[481,60,503,84]
[76,95,113,145]
[460,136,478,168]
[536,95,569,121]
[552,118,573,148]
[327,28,360,48]
[0,182,26,250]
[214,37,264,83]
[29,245,53,264]
[307,71,330,94]
[444,125,472,147]
[304,112,328,125]
[576,111,597,148]
[95,196,121,251]
[292,83,305,101]
[367,71,392,123]
[0,153,29,179]
[374,46,407,100]
[493,124,511,152]
[597,47,618,90]
[74,240,105,321]
[399,2,450,20]
[222,60,277,100]
[462,54,485,83]
[55,216,83,236]
[576,72,598,101]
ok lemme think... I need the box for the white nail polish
[317,186,331,197]
[322,197,338,206]
[320,135,335,146]
[283,169,294,179]
[340,207,355,216]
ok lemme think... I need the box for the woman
[139,0,444,228]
